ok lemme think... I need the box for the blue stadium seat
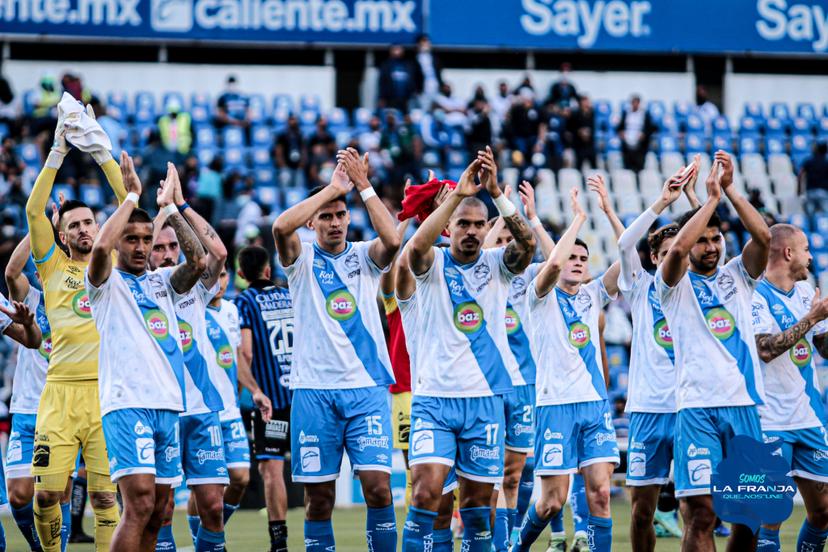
[251,125,272,146]
[769,102,790,121]
[765,136,786,156]
[647,101,665,126]
[814,215,828,237]
[284,188,307,207]
[422,149,441,170]
[191,104,211,125]
[0,123,8,140]
[255,185,279,209]
[335,130,352,148]
[22,89,39,116]
[300,94,321,113]
[162,92,185,113]
[327,107,349,129]
[739,116,762,137]
[594,100,612,131]
[190,92,211,109]
[658,114,678,133]
[349,207,367,230]
[222,127,245,148]
[712,134,733,152]
[685,114,704,134]
[792,134,813,156]
[818,118,828,140]
[658,134,678,153]
[815,253,828,274]
[272,108,290,133]
[739,136,760,155]
[107,92,129,118]
[272,94,293,114]
[447,149,468,171]
[194,125,216,148]
[134,91,155,115]
[797,103,817,121]
[223,147,245,170]
[251,146,271,167]
[80,184,103,208]
[53,184,75,203]
[606,345,629,371]
[353,107,373,130]
[764,117,788,138]
[673,101,692,124]
[248,94,269,123]
[685,133,707,154]
[791,117,814,137]
[788,213,810,232]
[18,143,40,166]
[743,102,764,120]
[712,115,730,134]
[196,147,216,165]
[810,232,827,252]
[299,110,318,132]
[254,167,275,187]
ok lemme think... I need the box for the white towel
[58,92,113,152]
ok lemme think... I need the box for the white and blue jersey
[655,257,765,410]
[411,247,515,397]
[752,280,828,431]
[205,299,242,421]
[284,241,394,389]
[505,262,541,387]
[234,282,293,409]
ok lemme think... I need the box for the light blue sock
[222,503,239,525]
[402,507,437,552]
[550,508,564,534]
[507,508,518,535]
[367,505,397,552]
[156,523,177,551]
[194,527,224,552]
[493,508,510,552]
[587,515,612,552]
[757,527,780,551]
[460,507,492,552]
[60,502,70,552]
[571,474,588,534]
[305,519,335,551]
[515,503,550,552]
[433,527,453,552]
[516,456,534,525]
[11,503,42,551]
[798,520,828,552]
[187,515,200,545]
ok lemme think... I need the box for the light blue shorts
[627,412,677,486]
[221,417,251,469]
[6,413,37,479]
[101,408,182,486]
[763,425,828,483]
[180,412,229,486]
[505,384,535,452]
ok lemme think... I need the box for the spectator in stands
[378,44,417,111]
[617,94,656,172]
[490,80,513,122]
[800,141,828,214]
[215,75,252,130]
[0,137,25,179]
[433,82,468,127]
[695,84,720,129]
[513,74,535,96]
[545,62,580,115]
[90,99,126,159]
[505,88,543,167]
[413,33,442,110]
[380,111,421,196]
[232,184,264,247]
[274,114,306,188]
[29,75,60,149]
[157,99,193,158]
[358,115,383,154]
[466,96,493,158]
[566,95,597,170]
[138,130,175,210]
[0,212,20,296]
[308,115,337,185]
[61,72,91,103]
[0,71,19,138]
[196,156,224,224]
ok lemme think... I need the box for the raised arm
[238,329,273,422]
[170,164,226,288]
[535,188,587,298]
[661,161,722,287]
[717,151,770,279]
[5,235,32,302]
[683,154,702,209]
[26,113,69,261]
[519,180,555,258]
[756,289,828,363]
[380,219,411,296]
[601,261,622,298]
[408,159,483,275]
[272,163,353,267]
[338,147,401,269]
[478,146,536,273]
[159,166,208,295]
[587,174,625,240]
[482,215,507,250]
[0,301,42,349]
[88,152,142,287]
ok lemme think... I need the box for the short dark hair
[573,237,589,255]
[676,208,721,231]
[648,223,679,257]
[307,184,347,208]
[237,245,269,281]
[127,208,153,224]
[58,199,90,225]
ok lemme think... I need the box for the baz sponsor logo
[217,344,234,369]
[326,290,357,321]
[505,308,521,335]
[72,290,92,318]
[568,322,590,349]
[629,452,646,477]
[453,302,484,334]
[178,321,194,352]
[300,447,321,472]
[653,319,673,350]
[144,309,170,341]
[790,338,812,367]
[705,308,736,341]
[38,333,52,360]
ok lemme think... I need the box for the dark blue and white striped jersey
[234,280,294,409]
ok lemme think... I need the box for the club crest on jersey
[705,308,735,340]
[72,290,92,318]
[38,333,52,360]
[790,338,812,367]
[453,302,483,333]
[505,308,521,335]
[326,290,357,321]
[178,321,194,352]
[217,345,234,369]
[653,319,673,350]
[144,310,170,341]
[568,322,590,349]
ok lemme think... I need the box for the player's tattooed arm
[169,166,226,288]
[661,160,723,287]
[477,146,536,273]
[755,321,814,363]
[89,152,144,287]
[167,212,207,295]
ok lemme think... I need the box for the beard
[72,241,93,254]
[159,258,176,267]
[689,252,719,272]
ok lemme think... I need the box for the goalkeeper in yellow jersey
[25,93,126,552]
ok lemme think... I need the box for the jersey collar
[313,241,352,259]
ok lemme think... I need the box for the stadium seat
[712,134,734,153]
[248,94,269,122]
[638,170,663,203]
[272,94,293,113]
[739,116,762,137]
[195,125,216,148]
[660,152,684,177]
[80,184,103,208]
[18,143,40,166]
[658,134,679,153]
[107,92,129,118]
[251,125,272,146]
[254,167,275,186]
[789,213,810,232]
[162,92,185,113]
[712,115,730,134]
[255,185,279,209]
[134,91,156,119]
[769,102,790,121]
[284,188,307,207]
[251,147,271,167]
[223,147,245,169]
[223,127,245,148]
[559,168,583,194]
[327,107,349,129]
[685,114,704,134]
[22,89,39,116]
[791,117,814,137]
[818,118,828,140]
[739,136,760,155]
[743,102,764,120]
[764,137,786,157]
[685,133,706,155]
[791,134,814,169]
[764,117,788,138]
[609,169,637,196]
[796,103,817,121]
[768,153,793,177]
[810,232,827,252]
[741,153,766,176]
[815,215,828,236]
[300,94,321,113]
[53,184,75,203]
[191,104,211,124]
[196,147,216,165]
[772,173,799,199]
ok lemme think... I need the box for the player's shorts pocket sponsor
[32,444,50,468]
[135,438,155,466]
[265,420,289,441]
[398,423,410,443]
[629,452,647,477]
[7,440,22,463]
[411,430,434,455]
[542,443,563,467]
[687,459,711,486]
[300,447,321,472]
